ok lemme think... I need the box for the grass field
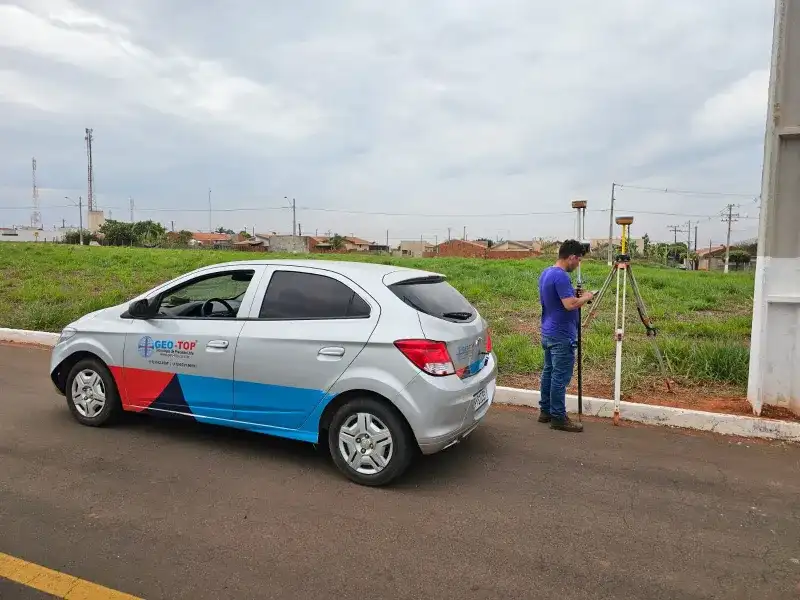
[0,242,756,407]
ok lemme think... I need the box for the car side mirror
[128,298,152,319]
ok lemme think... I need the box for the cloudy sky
[0,0,773,246]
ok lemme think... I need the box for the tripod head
[615,215,634,263]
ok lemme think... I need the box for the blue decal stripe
[177,374,235,421]
[233,380,326,430]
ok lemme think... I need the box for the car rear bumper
[405,353,497,455]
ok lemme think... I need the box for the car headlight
[57,327,77,345]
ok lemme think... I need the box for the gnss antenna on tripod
[582,215,673,426]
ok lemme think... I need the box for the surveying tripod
[581,216,673,425]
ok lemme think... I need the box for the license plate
[473,387,489,411]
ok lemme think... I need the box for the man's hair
[558,239,586,259]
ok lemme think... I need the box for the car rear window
[388,276,475,323]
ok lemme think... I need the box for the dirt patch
[497,372,800,423]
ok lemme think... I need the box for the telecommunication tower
[31,157,41,228]
[85,128,95,211]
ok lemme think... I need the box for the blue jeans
[539,335,576,420]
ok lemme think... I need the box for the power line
[616,183,758,199]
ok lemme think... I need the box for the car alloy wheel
[338,412,394,475]
[65,357,123,427]
[328,397,415,486]
[70,368,107,418]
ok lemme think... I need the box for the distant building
[0,226,68,243]
[397,240,435,257]
[492,240,545,252]
[189,232,233,248]
[87,210,105,233]
[343,236,372,252]
[696,245,728,271]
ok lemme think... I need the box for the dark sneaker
[537,411,552,423]
[550,417,584,432]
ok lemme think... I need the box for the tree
[627,240,639,257]
[729,250,752,269]
[98,220,137,246]
[642,233,651,258]
[175,230,193,246]
[330,234,345,250]
[238,230,253,240]
[133,220,166,247]
[63,230,95,245]
[215,226,235,235]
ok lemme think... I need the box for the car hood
[68,303,126,329]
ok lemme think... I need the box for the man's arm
[555,273,593,311]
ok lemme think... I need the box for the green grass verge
[0,243,755,392]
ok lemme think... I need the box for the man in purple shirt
[537,239,594,432]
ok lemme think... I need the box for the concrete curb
[0,328,60,346]
[2,327,798,443]
[495,387,800,443]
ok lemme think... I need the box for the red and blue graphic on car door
[112,333,236,422]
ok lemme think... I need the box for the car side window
[157,270,255,319]
[259,270,371,320]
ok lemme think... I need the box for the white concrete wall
[0,228,67,243]
[748,0,800,415]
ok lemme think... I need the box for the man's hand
[562,291,594,311]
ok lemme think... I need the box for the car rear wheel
[65,358,122,427]
[328,397,414,486]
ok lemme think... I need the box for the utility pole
[685,221,693,270]
[31,157,41,228]
[208,188,212,232]
[607,182,617,265]
[447,227,451,241]
[386,230,389,248]
[722,203,740,274]
[668,225,681,244]
[78,197,83,245]
[463,226,466,241]
[85,128,95,212]
[285,196,296,236]
[298,223,302,236]
[129,197,134,222]
[694,225,698,253]
[171,220,175,232]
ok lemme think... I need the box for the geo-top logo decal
[137,336,198,369]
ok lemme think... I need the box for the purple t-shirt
[538,266,578,342]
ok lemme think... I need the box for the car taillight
[485,329,492,353]
[394,339,455,376]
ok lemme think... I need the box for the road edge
[2,327,798,443]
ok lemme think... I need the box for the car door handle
[207,340,229,349]
[318,346,345,357]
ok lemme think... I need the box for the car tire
[328,397,414,487]
[65,358,123,427]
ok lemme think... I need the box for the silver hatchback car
[49,259,497,485]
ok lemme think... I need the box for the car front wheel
[328,397,414,486]
[65,358,123,427]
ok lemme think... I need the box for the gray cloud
[0,0,773,244]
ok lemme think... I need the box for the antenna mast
[85,128,95,211]
[31,157,41,228]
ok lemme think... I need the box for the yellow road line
[0,552,142,599]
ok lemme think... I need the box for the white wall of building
[748,0,800,416]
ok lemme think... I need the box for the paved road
[2,344,800,600]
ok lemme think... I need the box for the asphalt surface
[1,344,800,600]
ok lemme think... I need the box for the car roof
[195,258,443,285]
